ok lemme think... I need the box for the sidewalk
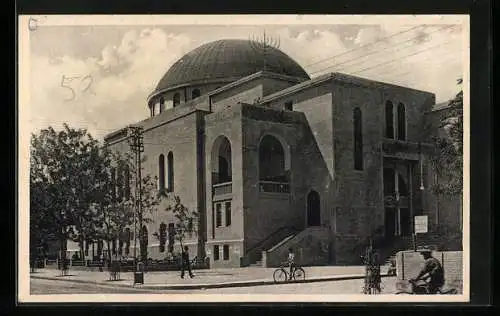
[30,266,391,290]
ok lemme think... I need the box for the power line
[311,25,457,75]
[303,25,423,69]
[350,39,457,76]
[309,25,458,76]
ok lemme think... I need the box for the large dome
[151,39,310,96]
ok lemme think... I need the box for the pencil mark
[28,18,38,32]
[61,74,96,101]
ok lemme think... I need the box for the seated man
[410,248,445,294]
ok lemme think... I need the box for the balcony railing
[259,181,290,194]
[213,182,232,196]
[384,194,409,207]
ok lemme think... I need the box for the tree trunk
[106,240,112,267]
[79,235,85,262]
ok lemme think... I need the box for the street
[30,278,161,294]
[30,277,397,295]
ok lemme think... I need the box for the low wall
[395,250,463,293]
[262,227,330,268]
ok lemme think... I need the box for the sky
[25,16,466,140]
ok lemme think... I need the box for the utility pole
[127,126,144,264]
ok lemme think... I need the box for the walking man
[180,246,194,279]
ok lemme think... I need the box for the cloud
[298,25,463,102]
[29,28,195,140]
[28,24,464,141]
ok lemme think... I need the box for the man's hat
[417,246,432,254]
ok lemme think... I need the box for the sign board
[414,215,428,234]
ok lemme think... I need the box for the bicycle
[273,263,306,283]
[395,279,458,295]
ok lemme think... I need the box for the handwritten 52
[60,75,95,101]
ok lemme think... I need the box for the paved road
[196,277,397,294]
[31,277,397,295]
[30,278,161,294]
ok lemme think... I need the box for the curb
[31,273,391,291]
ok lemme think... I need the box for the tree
[430,78,463,197]
[134,174,161,262]
[163,195,199,252]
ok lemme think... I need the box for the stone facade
[102,66,461,268]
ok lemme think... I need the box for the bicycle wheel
[293,267,306,281]
[273,268,288,283]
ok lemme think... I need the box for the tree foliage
[163,195,199,250]
[30,124,101,262]
[430,79,463,197]
[29,124,160,265]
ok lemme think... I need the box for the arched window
[307,190,321,227]
[158,154,165,191]
[150,103,154,117]
[173,93,181,107]
[259,135,290,182]
[353,107,363,171]
[192,89,201,100]
[159,97,165,113]
[211,136,232,185]
[167,152,174,192]
[397,103,406,141]
[385,101,394,139]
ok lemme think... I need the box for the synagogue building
[101,39,462,268]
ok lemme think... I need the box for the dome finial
[249,30,281,72]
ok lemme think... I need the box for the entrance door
[307,191,321,226]
[385,207,396,237]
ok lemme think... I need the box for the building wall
[204,104,245,268]
[211,81,263,112]
[106,112,203,260]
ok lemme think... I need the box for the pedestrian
[180,246,194,279]
[286,248,296,280]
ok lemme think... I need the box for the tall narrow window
[353,107,363,171]
[192,89,201,99]
[159,223,167,253]
[168,223,175,253]
[158,154,165,192]
[173,93,181,107]
[167,152,174,192]
[187,218,194,238]
[385,101,394,139]
[111,168,117,201]
[213,245,220,261]
[159,97,165,113]
[117,165,123,200]
[223,245,229,260]
[225,201,231,226]
[397,103,406,141]
[124,164,130,199]
[284,101,293,111]
[215,203,222,227]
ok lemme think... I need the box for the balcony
[382,139,435,161]
[259,181,290,194]
[384,194,409,208]
[213,182,232,197]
